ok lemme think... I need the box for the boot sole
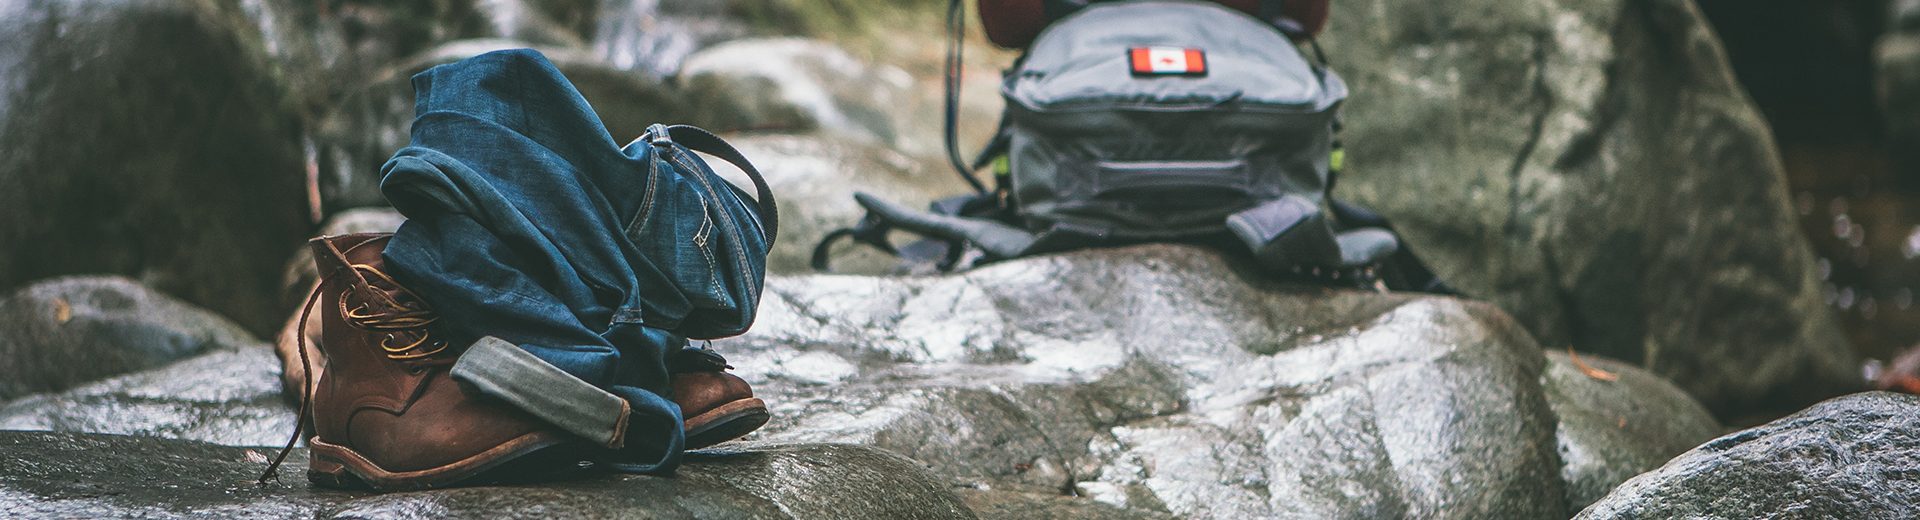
[685,398,770,450]
[308,432,564,491]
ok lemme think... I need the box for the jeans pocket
[625,171,731,313]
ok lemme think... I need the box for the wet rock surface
[0,277,259,401]
[1328,0,1859,417]
[0,347,294,447]
[592,0,752,78]
[0,431,976,519]
[1576,392,1920,518]
[710,245,1718,518]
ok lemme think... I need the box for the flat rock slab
[0,347,294,447]
[1576,392,1920,518]
[0,431,975,519]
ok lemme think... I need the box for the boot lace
[340,265,449,362]
[257,253,450,486]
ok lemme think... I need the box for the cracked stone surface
[1326,0,1858,417]
[1576,392,1920,518]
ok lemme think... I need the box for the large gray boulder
[1577,392,1920,518]
[0,276,259,401]
[0,431,976,519]
[0,0,311,333]
[694,0,1857,419]
[712,245,1717,518]
[1326,0,1858,416]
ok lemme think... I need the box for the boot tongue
[670,346,731,373]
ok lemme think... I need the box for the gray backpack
[817,0,1438,289]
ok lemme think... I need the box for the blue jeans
[376,49,764,473]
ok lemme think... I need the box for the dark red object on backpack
[978,0,1329,48]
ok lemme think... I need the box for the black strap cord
[810,213,897,272]
[945,0,990,195]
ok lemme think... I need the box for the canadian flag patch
[1129,47,1207,76]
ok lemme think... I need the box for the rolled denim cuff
[452,336,631,449]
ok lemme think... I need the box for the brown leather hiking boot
[288,233,572,491]
[675,371,769,449]
[668,346,769,449]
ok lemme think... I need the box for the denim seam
[669,150,754,295]
[625,151,663,241]
[694,200,722,297]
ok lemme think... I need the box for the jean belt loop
[646,124,673,147]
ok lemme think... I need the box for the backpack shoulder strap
[655,124,779,246]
